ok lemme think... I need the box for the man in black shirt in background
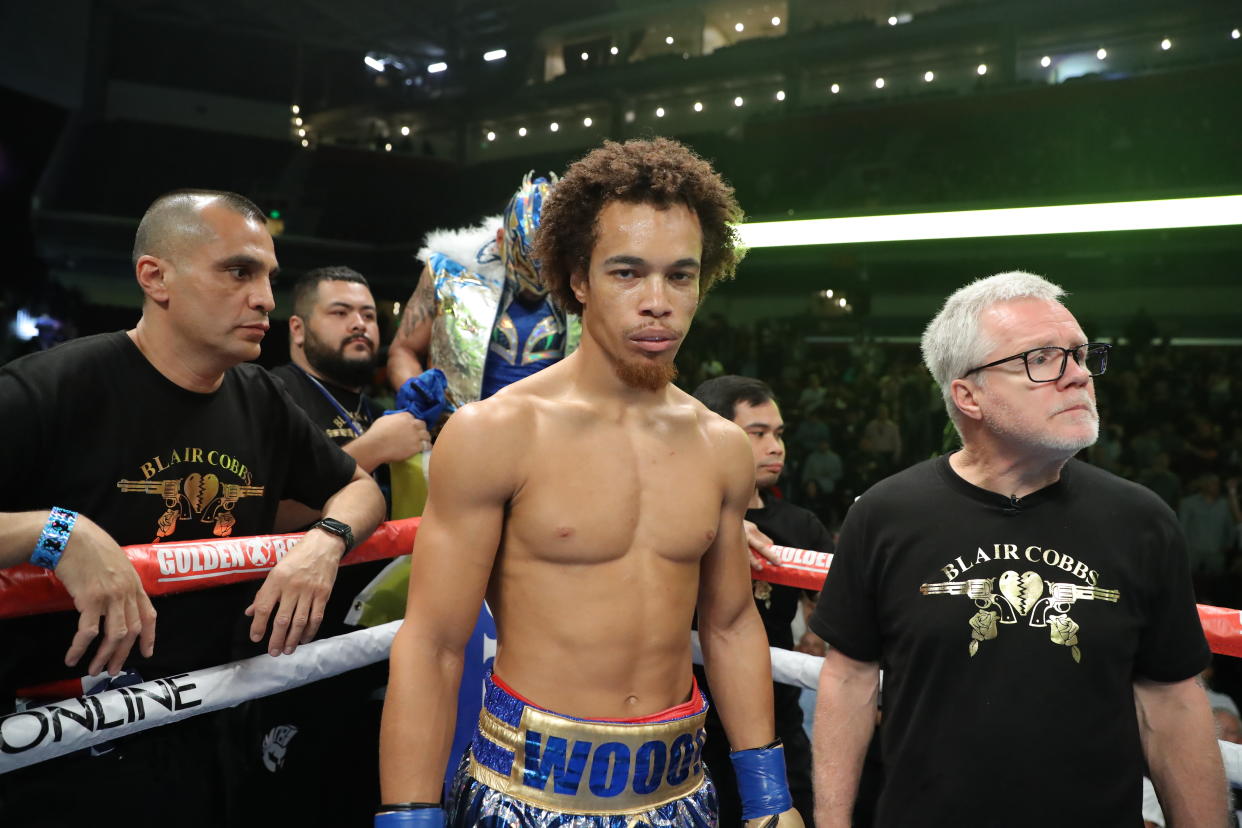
[272,266,430,476]
[253,267,431,824]
[693,375,833,828]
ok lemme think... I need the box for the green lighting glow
[736,195,1242,248]
[269,210,282,219]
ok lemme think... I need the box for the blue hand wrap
[730,740,792,820]
[374,806,445,827]
[31,507,77,570]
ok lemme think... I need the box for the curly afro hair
[532,137,745,315]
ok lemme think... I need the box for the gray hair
[921,271,1067,429]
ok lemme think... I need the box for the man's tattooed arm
[387,265,436,391]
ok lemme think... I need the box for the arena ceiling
[103,0,623,57]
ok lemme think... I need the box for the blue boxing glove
[374,804,445,827]
[730,740,804,827]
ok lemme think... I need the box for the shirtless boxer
[378,138,803,828]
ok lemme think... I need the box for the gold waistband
[468,702,708,815]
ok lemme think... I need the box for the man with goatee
[379,138,804,828]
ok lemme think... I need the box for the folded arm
[1,510,157,675]
[247,464,386,654]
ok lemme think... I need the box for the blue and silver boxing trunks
[448,674,717,828]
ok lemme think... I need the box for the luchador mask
[502,172,555,298]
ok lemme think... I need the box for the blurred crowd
[677,318,1242,604]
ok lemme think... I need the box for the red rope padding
[0,517,419,620]
[0,527,1237,659]
[750,546,1242,658]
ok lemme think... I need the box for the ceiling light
[924,70,934,82]
[364,55,385,72]
[290,104,300,114]
[665,36,674,45]
[384,143,393,151]
[1232,28,1240,40]
[1096,48,1107,60]
[1040,55,1051,68]
[830,83,840,94]
[428,62,448,73]
[733,96,744,107]
[656,106,665,117]
[297,128,306,137]
[486,131,496,141]
[301,139,309,148]
[580,51,589,61]
[976,63,987,75]
[1160,38,1172,50]
[610,45,619,55]
[293,116,303,126]
[888,16,897,25]
[483,49,507,62]
[693,101,703,112]
[736,195,1242,247]
[735,22,744,32]
[776,90,785,101]
[772,16,781,26]
[518,126,527,136]
[583,116,593,127]
[875,77,885,88]
[401,125,410,136]
[550,121,559,132]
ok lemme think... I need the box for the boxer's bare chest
[506,410,724,567]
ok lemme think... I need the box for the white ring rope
[0,620,400,772]
[4,624,1239,786]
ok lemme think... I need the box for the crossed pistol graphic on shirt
[920,570,1120,662]
[116,473,264,542]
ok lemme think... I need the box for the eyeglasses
[961,343,1111,383]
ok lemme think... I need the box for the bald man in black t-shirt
[0,189,385,826]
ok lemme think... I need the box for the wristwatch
[310,517,355,553]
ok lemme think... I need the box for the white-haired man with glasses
[808,271,1227,827]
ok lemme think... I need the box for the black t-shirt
[269,363,392,516]
[0,332,357,703]
[268,363,381,447]
[809,454,1210,828]
[697,492,833,734]
[268,362,393,635]
[748,493,833,729]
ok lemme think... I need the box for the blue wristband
[31,507,77,570]
[374,806,445,827]
[730,739,793,820]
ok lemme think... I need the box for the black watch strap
[311,517,355,553]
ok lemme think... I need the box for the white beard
[982,396,1100,456]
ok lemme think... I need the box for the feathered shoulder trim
[418,215,503,268]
